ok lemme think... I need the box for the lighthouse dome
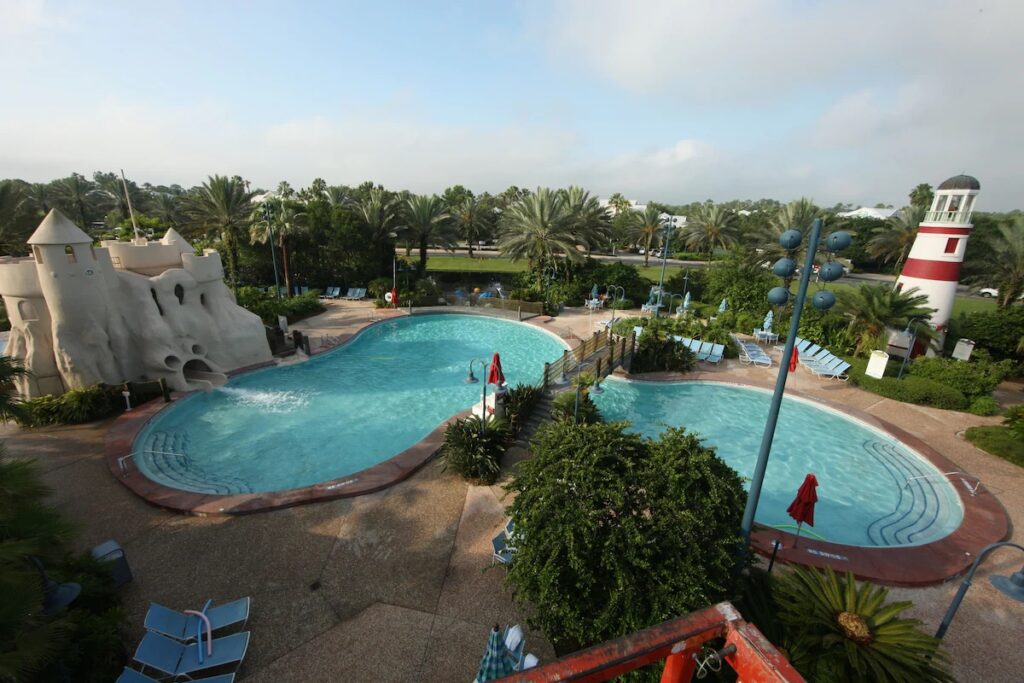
[937,174,980,191]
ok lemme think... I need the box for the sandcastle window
[150,288,164,316]
[174,284,184,304]
[64,245,77,263]
[32,246,43,264]
[18,300,38,322]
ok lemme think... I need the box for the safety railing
[442,294,545,317]
[497,601,803,682]
[540,329,636,391]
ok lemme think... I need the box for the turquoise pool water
[591,379,963,548]
[134,315,566,494]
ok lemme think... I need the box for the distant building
[836,207,898,220]
[0,209,272,398]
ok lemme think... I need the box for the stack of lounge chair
[342,287,367,300]
[118,598,251,682]
[733,335,773,367]
[790,338,850,380]
[670,336,725,364]
[319,286,342,299]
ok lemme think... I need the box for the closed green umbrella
[476,625,515,682]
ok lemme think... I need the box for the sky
[2,0,1021,209]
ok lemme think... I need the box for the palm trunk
[468,238,474,258]
[281,238,292,298]
[419,238,428,274]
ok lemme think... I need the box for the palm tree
[561,186,612,255]
[683,203,739,260]
[150,191,184,230]
[836,284,936,356]
[250,199,308,297]
[909,183,934,210]
[627,205,665,267]
[606,192,632,215]
[402,194,453,273]
[0,180,30,255]
[498,187,583,287]
[754,198,824,286]
[964,218,1024,308]
[52,173,100,231]
[22,183,55,218]
[451,197,490,258]
[867,205,924,272]
[0,356,28,422]
[774,566,952,682]
[326,186,350,208]
[184,175,253,290]
[352,187,402,272]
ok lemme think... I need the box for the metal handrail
[905,471,981,496]
[118,449,189,476]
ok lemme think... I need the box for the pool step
[864,440,949,546]
[139,430,253,496]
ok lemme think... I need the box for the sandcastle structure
[0,209,272,397]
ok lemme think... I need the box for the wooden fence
[540,328,636,391]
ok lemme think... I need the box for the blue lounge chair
[144,598,250,642]
[795,339,813,353]
[697,341,713,361]
[492,533,514,565]
[346,287,367,300]
[799,343,822,359]
[116,667,235,683]
[708,343,725,364]
[633,326,644,338]
[816,361,851,380]
[133,631,249,679]
[804,349,835,366]
[686,339,701,354]
[733,336,772,367]
[806,356,842,374]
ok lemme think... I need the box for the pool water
[134,315,566,494]
[591,379,963,548]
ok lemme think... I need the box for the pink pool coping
[616,370,1011,586]
[105,309,575,515]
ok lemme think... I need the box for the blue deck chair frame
[116,667,236,683]
[144,598,250,643]
[133,631,249,679]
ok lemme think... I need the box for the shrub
[367,277,393,299]
[957,306,1024,360]
[850,369,969,411]
[441,415,512,484]
[1004,404,1024,433]
[630,331,698,374]
[550,389,601,424]
[504,384,542,435]
[16,385,118,427]
[237,287,326,324]
[505,422,747,657]
[610,298,634,310]
[967,396,1000,416]
[907,356,1012,400]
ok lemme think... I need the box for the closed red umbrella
[390,287,399,307]
[487,352,505,385]
[786,473,818,547]
[789,346,799,373]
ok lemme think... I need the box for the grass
[425,256,527,273]
[965,426,1024,467]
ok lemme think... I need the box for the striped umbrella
[476,625,516,681]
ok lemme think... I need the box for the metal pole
[655,221,673,318]
[935,541,1024,639]
[120,169,141,240]
[738,218,823,560]
[897,319,919,380]
[263,202,283,299]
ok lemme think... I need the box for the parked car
[979,287,998,298]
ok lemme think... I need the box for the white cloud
[0,0,70,37]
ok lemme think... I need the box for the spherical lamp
[812,290,836,311]
[818,261,845,282]
[772,258,797,278]
[779,230,802,250]
[825,231,852,252]
[767,287,790,306]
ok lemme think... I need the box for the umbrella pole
[793,522,803,548]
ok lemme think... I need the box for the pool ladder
[904,471,982,497]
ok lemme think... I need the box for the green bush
[956,306,1024,360]
[505,422,747,658]
[550,389,602,424]
[1004,404,1024,434]
[630,331,698,374]
[367,277,393,299]
[610,298,634,310]
[504,384,542,435]
[850,371,969,411]
[441,415,512,484]
[16,385,118,427]
[907,356,1012,400]
[967,396,1001,416]
[237,287,326,324]
[966,425,1024,467]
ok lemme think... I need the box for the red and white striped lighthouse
[895,174,981,335]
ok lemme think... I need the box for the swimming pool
[133,314,566,495]
[591,378,964,548]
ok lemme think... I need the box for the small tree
[504,421,747,655]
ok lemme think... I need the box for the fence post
[518,306,522,321]
[608,338,615,368]
[596,356,603,378]
[542,362,550,391]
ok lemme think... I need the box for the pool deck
[3,301,1023,681]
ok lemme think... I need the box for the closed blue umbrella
[476,625,516,681]
[591,283,599,299]
[718,298,728,313]
[682,291,691,310]
[763,310,774,332]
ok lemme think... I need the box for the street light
[737,219,851,562]
[262,202,282,299]
[654,217,675,318]
[465,358,490,434]
[935,541,1024,639]
[605,284,625,325]
[897,317,926,379]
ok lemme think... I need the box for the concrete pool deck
[2,301,1022,681]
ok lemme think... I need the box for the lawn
[425,255,527,273]
[965,425,1024,467]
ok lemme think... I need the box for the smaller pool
[591,379,964,548]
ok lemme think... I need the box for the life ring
[384,292,393,303]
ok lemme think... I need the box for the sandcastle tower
[895,174,980,335]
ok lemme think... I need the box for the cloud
[0,0,70,37]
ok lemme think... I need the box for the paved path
[2,302,1021,681]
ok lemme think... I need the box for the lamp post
[543,265,558,314]
[262,202,282,299]
[935,541,1024,640]
[897,317,925,379]
[737,219,851,563]
[605,284,625,325]
[465,358,490,434]
[572,360,601,424]
[654,217,675,318]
